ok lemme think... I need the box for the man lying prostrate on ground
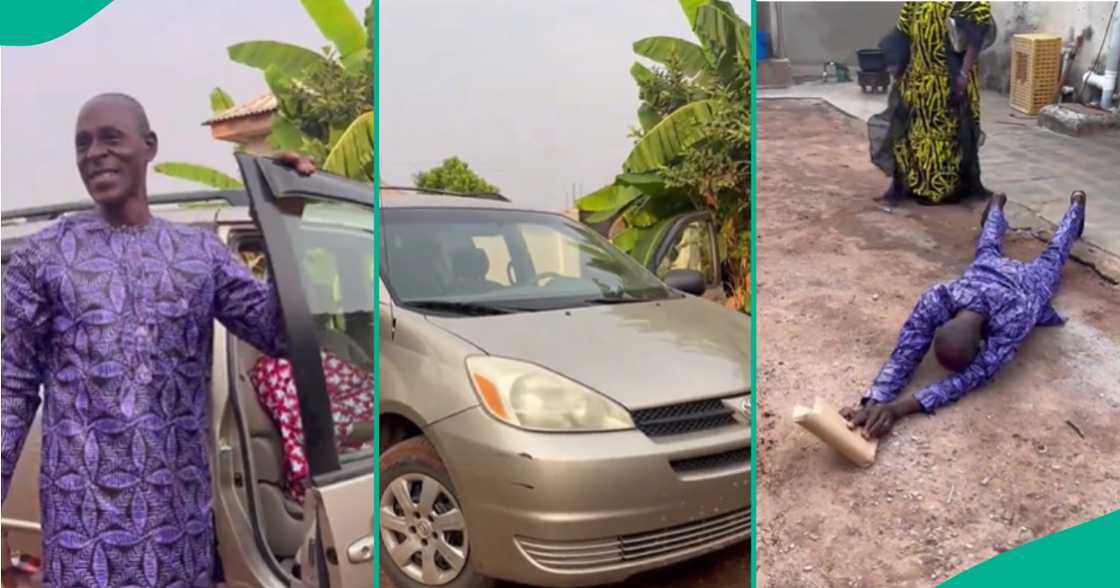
[841,191,1087,438]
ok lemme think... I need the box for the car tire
[379,437,494,588]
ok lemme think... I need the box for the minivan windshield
[382,207,675,314]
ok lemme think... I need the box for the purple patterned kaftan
[864,202,1085,413]
[2,212,284,587]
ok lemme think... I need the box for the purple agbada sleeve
[204,232,287,358]
[864,284,958,405]
[1,246,49,502]
[913,308,1032,412]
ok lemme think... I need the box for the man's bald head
[933,311,984,372]
[79,93,151,135]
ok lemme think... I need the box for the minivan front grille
[516,508,750,573]
[670,447,750,474]
[631,397,741,437]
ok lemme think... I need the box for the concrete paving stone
[761,83,1120,280]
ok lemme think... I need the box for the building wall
[980,2,1116,95]
[763,2,904,67]
[764,2,1113,95]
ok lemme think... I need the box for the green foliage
[633,37,709,77]
[259,1,374,182]
[268,46,372,152]
[322,112,374,179]
[154,163,244,189]
[298,0,368,68]
[209,88,234,114]
[227,41,329,79]
[414,157,500,195]
[577,0,750,313]
[157,1,374,188]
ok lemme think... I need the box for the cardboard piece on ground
[793,397,879,467]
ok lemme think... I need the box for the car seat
[233,339,307,559]
[450,246,502,295]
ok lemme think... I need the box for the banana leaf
[584,208,624,224]
[678,0,710,28]
[209,88,234,115]
[694,2,749,77]
[576,184,642,213]
[299,0,368,67]
[630,62,656,85]
[267,114,304,151]
[322,112,374,181]
[624,99,719,173]
[626,191,693,229]
[633,36,710,76]
[228,41,329,78]
[629,216,678,268]
[616,172,668,196]
[154,163,244,190]
[612,227,641,253]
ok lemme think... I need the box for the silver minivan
[377,190,751,588]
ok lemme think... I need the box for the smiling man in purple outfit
[1,94,314,587]
[842,191,1088,439]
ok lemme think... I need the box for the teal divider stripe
[1,2,114,46]
[941,509,1120,586]
[371,2,382,587]
[748,0,758,583]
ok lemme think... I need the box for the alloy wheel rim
[380,473,469,585]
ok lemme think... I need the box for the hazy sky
[2,0,744,213]
[381,0,706,211]
[1,0,366,210]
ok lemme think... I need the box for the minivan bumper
[427,407,751,587]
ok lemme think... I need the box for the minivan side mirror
[663,269,707,296]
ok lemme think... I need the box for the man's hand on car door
[272,152,317,176]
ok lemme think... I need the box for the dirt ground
[380,542,749,587]
[755,99,1120,588]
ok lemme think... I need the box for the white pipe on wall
[1083,6,1120,110]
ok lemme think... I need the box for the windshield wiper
[582,294,650,306]
[405,300,518,316]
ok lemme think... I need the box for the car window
[520,222,581,278]
[382,207,674,312]
[471,235,514,286]
[656,219,718,285]
[238,199,375,455]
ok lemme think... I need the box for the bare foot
[1070,191,1087,238]
[980,192,1007,227]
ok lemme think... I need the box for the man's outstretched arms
[863,284,958,405]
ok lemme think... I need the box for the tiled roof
[203,94,277,125]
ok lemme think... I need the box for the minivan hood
[426,297,750,410]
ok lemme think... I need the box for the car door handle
[348,535,374,563]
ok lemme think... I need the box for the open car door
[649,211,726,302]
[236,153,374,587]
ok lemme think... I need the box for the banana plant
[153,162,244,190]
[321,111,374,179]
[576,0,748,248]
[228,0,369,77]
[156,1,373,188]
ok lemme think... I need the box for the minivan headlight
[466,356,635,432]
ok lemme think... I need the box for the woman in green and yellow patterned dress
[870,1,997,205]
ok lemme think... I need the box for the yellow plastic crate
[1010,34,1062,115]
